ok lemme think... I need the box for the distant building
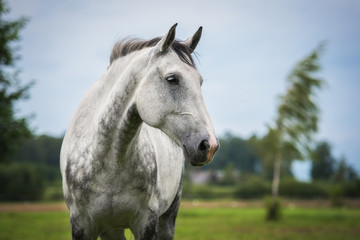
[188,170,220,185]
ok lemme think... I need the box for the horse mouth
[182,145,206,167]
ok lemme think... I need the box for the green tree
[267,44,325,220]
[206,133,261,174]
[0,163,44,201]
[333,156,358,183]
[10,135,64,182]
[0,0,32,162]
[220,163,237,185]
[13,135,63,167]
[311,141,336,181]
[259,128,294,180]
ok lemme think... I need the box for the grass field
[0,201,359,240]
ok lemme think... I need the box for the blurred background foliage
[0,0,359,205]
[1,132,359,202]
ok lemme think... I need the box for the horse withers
[60,24,219,240]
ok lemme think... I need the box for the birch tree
[268,44,325,219]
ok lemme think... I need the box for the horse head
[136,24,219,166]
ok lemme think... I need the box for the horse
[60,23,219,240]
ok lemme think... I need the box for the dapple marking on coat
[60,23,219,240]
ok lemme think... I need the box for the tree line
[6,131,359,182]
[1,132,359,200]
[0,0,358,203]
[204,133,358,182]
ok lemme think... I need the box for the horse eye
[165,75,179,85]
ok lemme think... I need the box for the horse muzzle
[183,135,219,166]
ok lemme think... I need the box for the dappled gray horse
[60,24,219,240]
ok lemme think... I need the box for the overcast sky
[8,0,360,179]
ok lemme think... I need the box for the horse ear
[154,23,177,54]
[184,26,202,53]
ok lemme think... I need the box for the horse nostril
[199,140,210,153]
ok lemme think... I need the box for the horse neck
[95,51,147,160]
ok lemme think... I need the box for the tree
[13,135,63,167]
[267,44,325,220]
[0,0,32,163]
[311,141,336,181]
[259,128,294,180]
[0,163,45,201]
[205,133,262,174]
[333,156,358,183]
[220,163,237,185]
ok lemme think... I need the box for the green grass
[175,207,360,240]
[0,205,359,240]
[0,211,69,240]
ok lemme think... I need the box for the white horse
[60,24,219,240]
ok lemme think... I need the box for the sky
[7,0,360,180]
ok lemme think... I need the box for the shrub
[264,196,282,221]
[329,184,344,207]
[182,183,235,199]
[234,178,271,199]
[182,179,193,198]
[43,181,64,201]
[342,179,360,198]
[192,185,216,199]
[279,180,327,199]
[0,163,45,201]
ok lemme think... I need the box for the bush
[342,179,360,198]
[182,179,193,198]
[182,183,235,199]
[234,178,271,199]
[43,181,64,201]
[264,196,282,221]
[0,163,45,201]
[192,185,217,199]
[234,178,331,199]
[329,184,344,207]
[279,180,327,199]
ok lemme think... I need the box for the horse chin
[182,145,207,167]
